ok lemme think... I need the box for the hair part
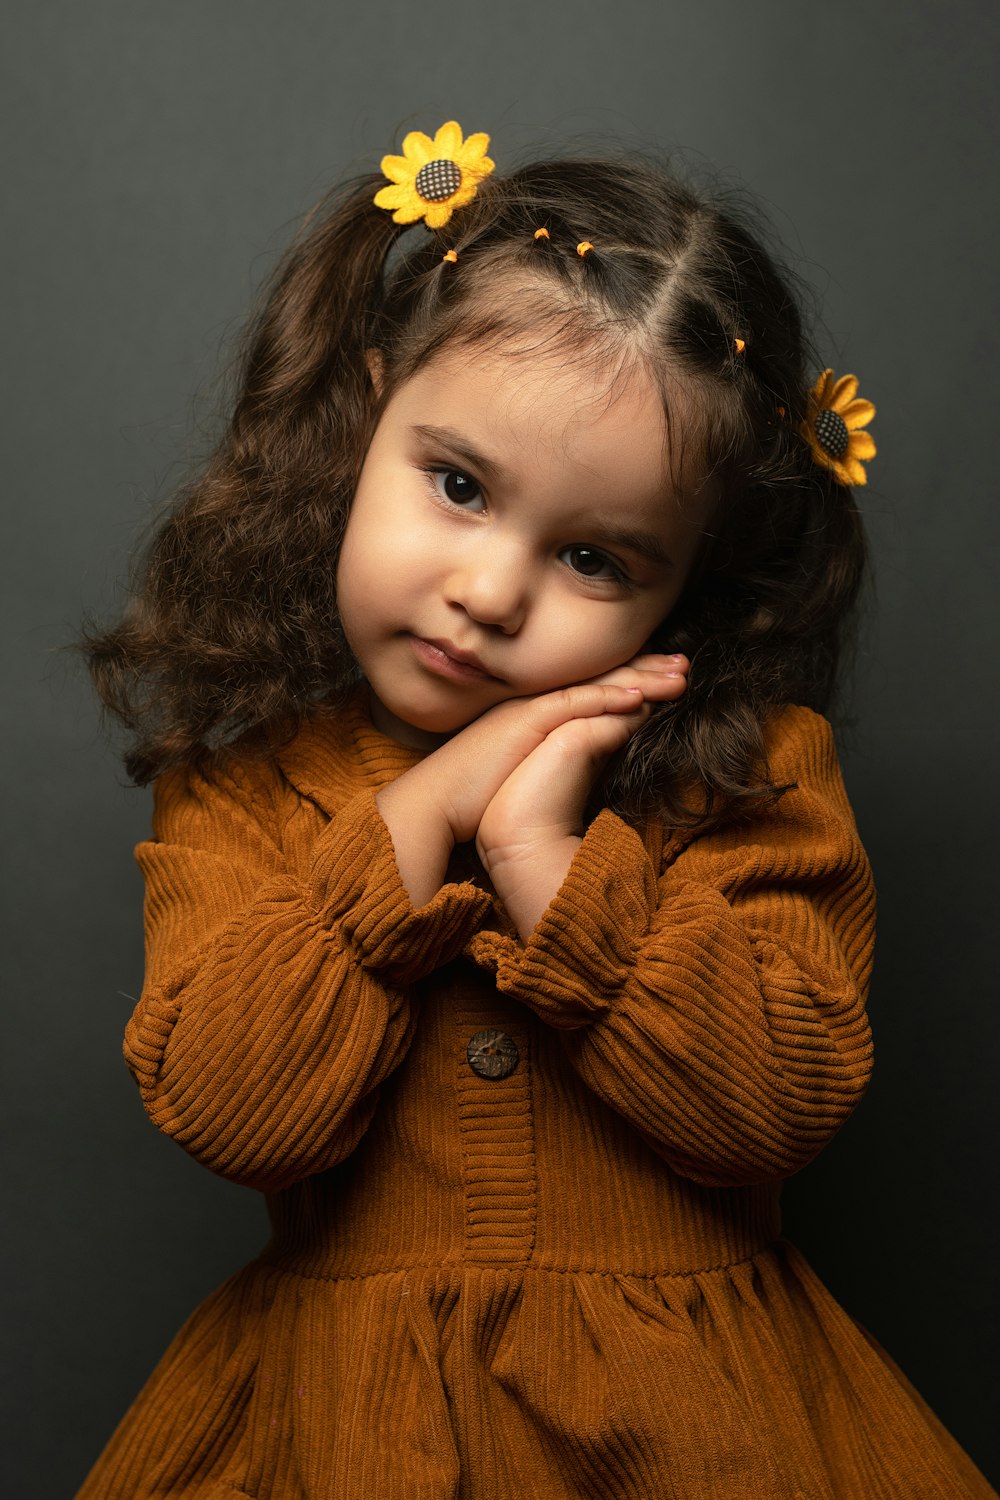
[79,152,868,833]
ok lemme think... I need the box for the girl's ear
[365,348,385,394]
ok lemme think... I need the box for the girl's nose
[445,549,530,634]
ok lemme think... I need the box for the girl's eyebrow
[593,524,675,570]
[412,424,510,487]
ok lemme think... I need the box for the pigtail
[81,177,403,784]
[232,176,398,455]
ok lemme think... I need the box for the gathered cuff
[466,810,658,1029]
[310,789,493,983]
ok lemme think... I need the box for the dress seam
[253,1241,782,1284]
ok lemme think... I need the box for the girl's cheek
[528,619,639,688]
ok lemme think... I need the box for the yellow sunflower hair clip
[802,369,877,487]
[374,121,495,230]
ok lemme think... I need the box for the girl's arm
[470,705,876,1189]
[124,756,491,1191]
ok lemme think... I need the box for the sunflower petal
[849,431,876,460]
[446,184,479,211]
[375,184,427,223]
[809,369,833,408]
[379,154,416,185]
[373,184,408,210]
[401,131,434,166]
[841,398,876,429]
[458,131,491,162]
[423,202,456,229]
[830,374,859,409]
[843,457,868,486]
[460,154,495,184]
[433,121,464,157]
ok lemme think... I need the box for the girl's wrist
[375,774,456,907]
[483,833,582,944]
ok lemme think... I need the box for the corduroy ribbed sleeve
[125,759,491,1191]
[468,706,876,1188]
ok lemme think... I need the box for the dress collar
[274,689,423,818]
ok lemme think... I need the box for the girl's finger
[587,657,689,699]
[543,705,650,760]
[540,682,646,718]
[505,682,648,743]
[594,653,688,679]
[625,652,689,671]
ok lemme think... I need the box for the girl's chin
[365,689,480,749]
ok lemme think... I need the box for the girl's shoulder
[760,702,857,826]
[147,689,419,842]
[144,743,295,867]
[761,700,840,766]
[637,703,861,878]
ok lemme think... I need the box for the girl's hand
[477,654,689,939]
[375,654,688,909]
[444,652,688,842]
[477,652,688,853]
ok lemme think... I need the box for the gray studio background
[4,1,998,1494]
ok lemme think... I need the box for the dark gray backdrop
[4,1,998,1494]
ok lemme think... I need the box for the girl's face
[336,340,713,749]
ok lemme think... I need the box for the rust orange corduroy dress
[77,696,998,1499]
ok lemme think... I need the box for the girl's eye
[560,545,624,582]
[431,468,484,508]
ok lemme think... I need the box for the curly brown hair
[80,153,868,831]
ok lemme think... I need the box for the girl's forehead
[389,343,674,484]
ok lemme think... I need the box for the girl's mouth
[409,635,499,683]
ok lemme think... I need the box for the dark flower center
[415,159,462,202]
[814,408,850,460]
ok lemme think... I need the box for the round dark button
[467,1029,519,1080]
[814,407,850,459]
[415,158,462,202]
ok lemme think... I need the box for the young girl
[78,123,996,1498]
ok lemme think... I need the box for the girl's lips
[409,635,498,683]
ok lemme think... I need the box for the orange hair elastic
[734,337,746,354]
[442,249,459,263]
[576,240,594,257]
[533,227,550,240]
